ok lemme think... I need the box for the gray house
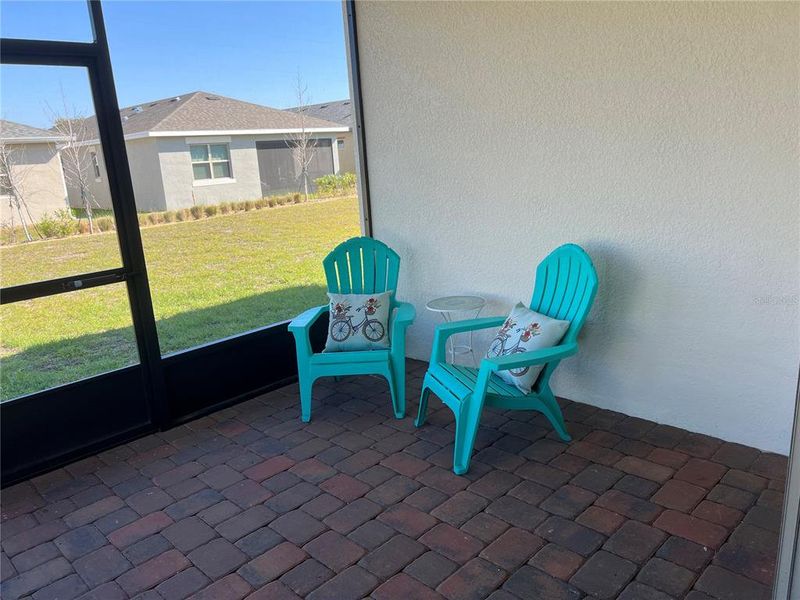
[0,120,69,225]
[72,91,349,212]
[287,99,356,174]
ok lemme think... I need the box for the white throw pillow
[324,291,392,352]
[486,303,570,394]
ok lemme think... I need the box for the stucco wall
[127,138,166,212]
[157,133,341,209]
[1,142,68,224]
[68,145,113,212]
[356,2,800,452]
[69,139,163,213]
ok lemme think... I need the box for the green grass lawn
[0,197,360,400]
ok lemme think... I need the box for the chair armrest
[390,301,416,332]
[288,305,328,358]
[389,301,415,361]
[482,342,578,372]
[288,305,328,332]
[431,316,506,364]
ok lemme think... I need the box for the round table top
[426,295,486,313]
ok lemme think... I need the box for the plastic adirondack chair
[415,244,598,475]
[288,237,416,422]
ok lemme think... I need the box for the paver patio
[0,360,787,599]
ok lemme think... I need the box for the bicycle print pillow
[487,302,570,394]
[324,291,393,352]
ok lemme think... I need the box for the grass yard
[0,196,360,400]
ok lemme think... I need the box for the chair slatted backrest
[530,244,598,344]
[323,237,400,302]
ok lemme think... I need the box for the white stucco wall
[1,142,69,224]
[356,2,800,453]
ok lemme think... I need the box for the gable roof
[0,119,66,143]
[287,99,353,128]
[78,91,348,141]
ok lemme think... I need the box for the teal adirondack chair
[288,237,416,422]
[415,244,598,475]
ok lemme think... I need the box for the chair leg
[539,388,571,442]
[415,382,432,428]
[299,374,315,423]
[390,359,407,419]
[384,366,403,420]
[452,402,482,475]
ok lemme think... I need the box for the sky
[0,0,351,128]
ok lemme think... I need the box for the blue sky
[1,0,350,128]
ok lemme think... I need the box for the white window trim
[189,142,233,184]
[193,177,236,187]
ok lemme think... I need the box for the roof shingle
[0,119,64,142]
[83,91,346,139]
[287,99,353,127]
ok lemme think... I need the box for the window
[90,151,101,179]
[190,143,232,181]
[337,138,345,150]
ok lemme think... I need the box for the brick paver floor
[1,360,787,599]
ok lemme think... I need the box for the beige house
[287,99,356,174]
[0,120,69,226]
[72,91,349,212]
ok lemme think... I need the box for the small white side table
[425,295,486,365]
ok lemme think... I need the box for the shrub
[147,212,164,225]
[254,198,267,209]
[78,221,91,234]
[275,196,286,206]
[162,211,176,223]
[204,204,219,217]
[293,193,302,204]
[234,201,246,211]
[219,202,231,214]
[175,209,189,221]
[138,214,149,227]
[38,210,78,238]
[341,172,356,188]
[244,200,255,211]
[190,205,204,219]
[314,172,357,196]
[95,216,115,232]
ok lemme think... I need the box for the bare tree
[285,74,316,202]
[0,141,39,242]
[48,94,99,233]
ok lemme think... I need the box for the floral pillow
[324,291,393,352]
[486,303,570,394]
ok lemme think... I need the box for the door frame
[773,371,800,599]
[0,0,342,485]
[0,0,166,482]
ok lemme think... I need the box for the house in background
[71,91,348,212]
[0,120,68,225]
[287,99,356,174]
